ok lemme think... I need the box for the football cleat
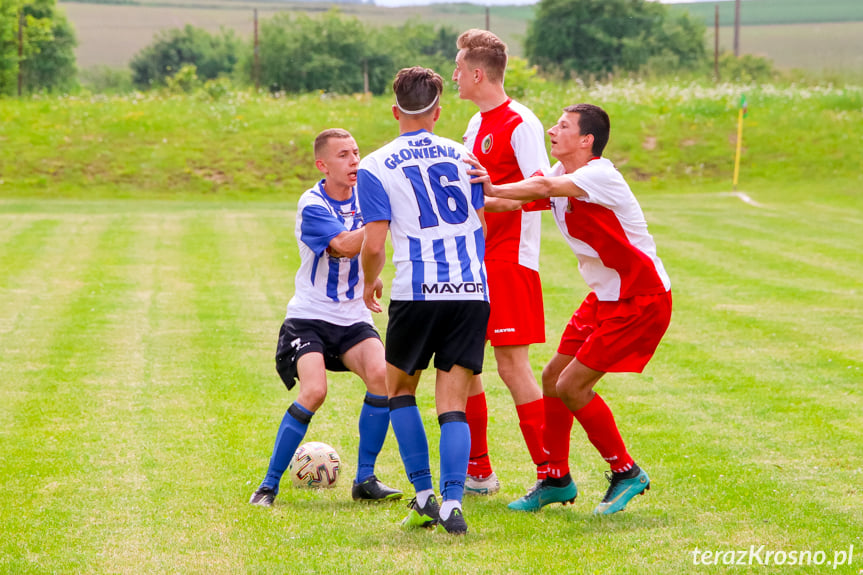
[464,471,501,496]
[507,478,577,512]
[593,466,650,515]
[249,486,276,507]
[351,475,403,502]
[437,506,468,535]
[401,494,440,529]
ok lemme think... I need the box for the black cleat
[437,506,468,535]
[401,494,440,529]
[249,486,276,507]
[351,475,404,502]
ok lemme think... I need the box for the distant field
[708,21,863,74]
[60,1,531,68]
[673,0,863,26]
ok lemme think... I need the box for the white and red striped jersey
[546,159,671,301]
[463,99,550,271]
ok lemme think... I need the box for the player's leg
[388,365,440,528]
[341,336,402,501]
[507,352,578,512]
[435,364,474,535]
[433,299,489,534]
[251,353,326,506]
[464,373,498,494]
[562,293,672,514]
[495,344,546,481]
[555,358,648,514]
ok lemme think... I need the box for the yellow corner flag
[733,94,747,190]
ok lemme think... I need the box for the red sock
[516,399,547,480]
[466,392,493,478]
[543,395,574,479]
[573,394,634,473]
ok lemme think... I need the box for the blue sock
[262,402,313,494]
[439,412,470,502]
[356,393,390,483]
[389,396,433,493]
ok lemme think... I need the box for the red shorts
[558,291,672,373]
[485,259,545,347]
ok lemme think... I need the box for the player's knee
[541,366,558,395]
[300,385,328,411]
[362,365,387,395]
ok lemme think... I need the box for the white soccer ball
[288,441,341,488]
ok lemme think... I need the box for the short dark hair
[456,29,507,84]
[564,104,610,157]
[392,67,443,117]
[314,128,352,158]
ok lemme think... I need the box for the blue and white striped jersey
[357,129,488,302]
[286,180,373,326]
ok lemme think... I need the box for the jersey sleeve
[356,167,392,223]
[569,162,628,210]
[299,204,345,257]
[511,119,550,180]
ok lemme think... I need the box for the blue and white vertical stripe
[357,130,488,302]
[286,181,373,326]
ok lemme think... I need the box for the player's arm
[327,228,364,259]
[489,175,586,201]
[484,197,528,213]
[360,220,388,313]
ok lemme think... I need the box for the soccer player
[358,67,490,535]
[452,29,551,498]
[466,104,672,515]
[249,129,402,508]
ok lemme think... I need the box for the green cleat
[593,466,650,515]
[401,494,440,529]
[507,478,578,512]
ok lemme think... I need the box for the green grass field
[1,85,862,573]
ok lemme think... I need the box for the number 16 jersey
[357,129,488,303]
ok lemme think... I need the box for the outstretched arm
[465,155,586,201]
[361,220,389,313]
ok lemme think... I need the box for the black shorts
[386,300,490,376]
[275,318,380,390]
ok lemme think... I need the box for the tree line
[0,0,775,97]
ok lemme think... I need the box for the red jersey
[463,99,550,271]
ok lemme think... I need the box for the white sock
[415,488,434,508]
[439,499,462,521]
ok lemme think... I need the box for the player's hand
[463,155,494,194]
[363,278,384,313]
[326,246,347,259]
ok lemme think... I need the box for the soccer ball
[288,441,341,488]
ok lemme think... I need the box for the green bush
[78,65,133,94]
[130,25,239,89]
[718,52,777,83]
[526,0,708,78]
[235,10,458,95]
